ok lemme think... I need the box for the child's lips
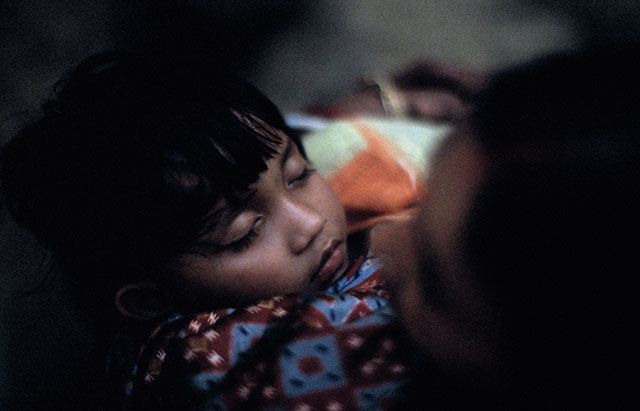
[313,240,346,284]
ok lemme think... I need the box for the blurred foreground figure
[373,44,640,409]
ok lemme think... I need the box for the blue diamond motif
[280,335,345,396]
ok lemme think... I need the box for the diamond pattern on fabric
[281,335,345,396]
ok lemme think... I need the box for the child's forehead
[199,134,297,226]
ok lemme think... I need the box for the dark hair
[462,45,640,407]
[1,51,300,324]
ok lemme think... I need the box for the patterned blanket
[113,255,413,410]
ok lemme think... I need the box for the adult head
[373,44,640,408]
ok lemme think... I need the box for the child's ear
[114,282,170,320]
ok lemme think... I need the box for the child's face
[171,134,349,308]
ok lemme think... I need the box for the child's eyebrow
[200,189,257,236]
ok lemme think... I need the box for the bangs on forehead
[216,108,284,194]
[230,108,285,146]
[163,106,285,203]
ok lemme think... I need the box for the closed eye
[224,217,262,252]
[289,165,316,187]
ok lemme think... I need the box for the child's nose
[282,198,325,254]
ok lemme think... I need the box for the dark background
[1,1,638,409]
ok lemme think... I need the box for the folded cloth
[302,117,449,232]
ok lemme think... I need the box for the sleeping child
[1,51,421,410]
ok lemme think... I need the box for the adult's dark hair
[461,45,640,407]
[1,51,299,331]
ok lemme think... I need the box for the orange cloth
[328,123,425,232]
